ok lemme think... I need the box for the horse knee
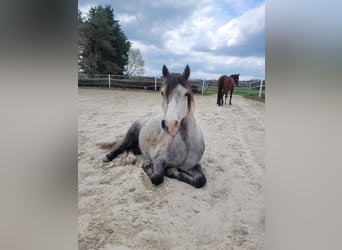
[194,174,206,188]
[151,173,164,186]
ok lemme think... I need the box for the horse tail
[218,76,224,91]
[217,76,224,105]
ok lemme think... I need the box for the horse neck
[180,111,196,136]
[231,77,236,87]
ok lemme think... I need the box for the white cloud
[130,40,162,56]
[185,51,265,79]
[162,4,215,54]
[78,0,265,79]
[221,0,253,11]
[161,2,264,55]
[117,14,136,24]
[209,3,265,50]
[79,4,93,18]
[150,0,198,8]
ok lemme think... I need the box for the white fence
[78,74,265,98]
[78,74,160,90]
[242,80,265,98]
[200,79,265,98]
[78,74,204,93]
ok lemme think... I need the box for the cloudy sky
[79,0,265,80]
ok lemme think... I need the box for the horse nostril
[161,120,167,130]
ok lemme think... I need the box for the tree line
[78,5,144,76]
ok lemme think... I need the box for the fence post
[201,80,205,95]
[108,74,111,88]
[258,80,263,97]
[154,77,157,91]
[249,82,251,95]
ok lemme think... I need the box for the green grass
[203,86,265,101]
[202,87,219,95]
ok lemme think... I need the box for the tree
[78,5,131,75]
[125,48,145,76]
[78,10,84,72]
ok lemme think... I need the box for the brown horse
[217,74,240,106]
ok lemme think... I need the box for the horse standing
[216,74,240,106]
[103,65,207,188]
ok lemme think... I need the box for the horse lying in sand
[103,65,206,188]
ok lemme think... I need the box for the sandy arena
[78,88,265,250]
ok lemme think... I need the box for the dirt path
[78,88,265,250]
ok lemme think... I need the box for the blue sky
[79,0,265,80]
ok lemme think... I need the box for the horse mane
[163,73,194,111]
[230,74,240,86]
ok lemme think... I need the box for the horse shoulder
[139,114,170,159]
[189,124,205,155]
[180,117,205,169]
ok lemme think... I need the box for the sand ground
[78,88,265,250]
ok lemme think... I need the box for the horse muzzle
[161,119,179,136]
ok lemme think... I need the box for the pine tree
[78,5,131,74]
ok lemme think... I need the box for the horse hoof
[151,174,164,186]
[194,175,207,188]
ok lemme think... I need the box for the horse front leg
[229,89,234,105]
[165,164,206,188]
[142,158,165,186]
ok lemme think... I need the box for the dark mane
[163,73,194,110]
[230,74,240,86]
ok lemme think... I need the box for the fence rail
[78,74,265,98]
[201,79,265,99]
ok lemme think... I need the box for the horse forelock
[163,73,193,111]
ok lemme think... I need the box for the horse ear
[162,65,169,77]
[183,65,190,80]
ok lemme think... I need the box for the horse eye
[185,92,189,97]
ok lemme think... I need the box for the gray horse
[103,65,206,188]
